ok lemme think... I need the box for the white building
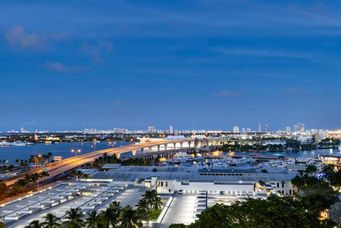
[88,166,298,197]
[233,126,240,133]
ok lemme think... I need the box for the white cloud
[46,62,90,73]
[5,26,67,50]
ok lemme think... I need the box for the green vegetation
[25,220,43,228]
[0,171,49,201]
[172,165,341,227]
[149,209,162,220]
[92,153,157,169]
[0,160,14,173]
[18,189,163,227]
[28,152,53,165]
[71,170,89,180]
[318,138,341,148]
[221,137,341,153]
[188,195,317,228]
[41,213,60,228]
[137,189,163,221]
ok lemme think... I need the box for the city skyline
[2,122,336,134]
[2,1,341,130]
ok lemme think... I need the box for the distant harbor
[0,141,128,163]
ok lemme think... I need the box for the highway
[4,139,192,186]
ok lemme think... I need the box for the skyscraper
[258,124,262,133]
[169,125,174,134]
[147,126,156,134]
[233,126,240,133]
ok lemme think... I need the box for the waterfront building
[88,166,298,197]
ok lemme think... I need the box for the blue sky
[1,0,341,131]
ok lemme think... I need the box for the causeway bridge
[4,137,227,186]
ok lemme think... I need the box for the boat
[11,141,26,147]
[0,141,27,147]
[0,141,11,147]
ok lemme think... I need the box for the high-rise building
[286,126,291,133]
[147,126,156,134]
[169,125,173,134]
[233,126,240,133]
[264,124,270,134]
[294,123,305,133]
[258,124,262,133]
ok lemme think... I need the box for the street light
[71,149,81,157]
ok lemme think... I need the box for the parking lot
[0,181,145,228]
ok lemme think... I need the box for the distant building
[258,124,262,133]
[294,123,305,133]
[264,124,270,134]
[147,126,156,134]
[328,130,341,139]
[113,128,128,134]
[89,166,298,197]
[285,126,291,133]
[233,126,240,133]
[169,125,174,134]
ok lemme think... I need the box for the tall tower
[258,124,262,133]
[169,125,173,134]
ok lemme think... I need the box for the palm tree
[99,203,120,228]
[137,198,149,213]
[151,196,163,210]
[119,205,142,228]
[25,220,43,228]
[110,201,121,212]
[64,208,84,228]
[41,213,60,228]
[135,207,149,222]
[140,190,162,211]
[72,170,88,180]
[12,178,27,193]
[85,210,100,228]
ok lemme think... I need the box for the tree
[0,182,7,195]
[99,202,121,228]
[292,174,338,218]
[140,190,162,211]
[119,205,143,228]
[291,174,321,189]
[327,168,341,189]
[304,165,317,174]
[64,208,84,228]
[322,164,335,180]
[25,220,43,228]
[137,198,149,213]
[151,195,163,210]
[12,178,27,193]
[85,210,100,228]
[41,213,60,228]
[72,170,88,180]
[188,195,317,228]
[299,183,338,221]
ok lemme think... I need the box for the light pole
[71,149,81,157]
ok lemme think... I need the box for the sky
[1,0,341,131]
